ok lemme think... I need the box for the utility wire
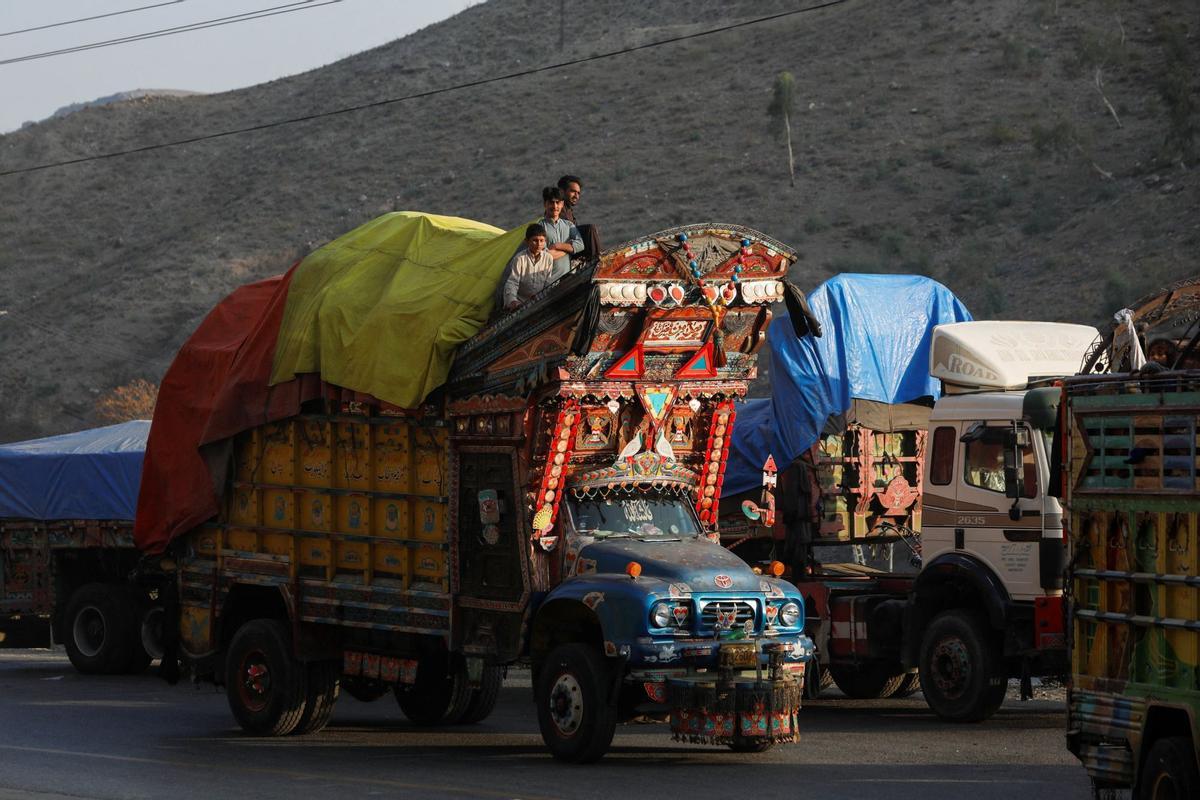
[1,1,338,66]
[0,1,187,38]
[0,0,847,177]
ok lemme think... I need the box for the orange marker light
[626,561,643,579]
[770,561,786,577]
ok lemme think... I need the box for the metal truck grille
[699,600,756,632]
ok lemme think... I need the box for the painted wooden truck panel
[1065,373,1200,789]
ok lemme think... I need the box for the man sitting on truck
[503,224,565,311]
[540,186,584,271]
[557,173,602,261]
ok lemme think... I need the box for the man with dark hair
[540,185,583,271]
[555,174,601,261]
[556,174,582,223]
[502,224,563,311]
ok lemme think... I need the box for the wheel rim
[237,650,271,713]
[1150,773,1179,800]
[548,672,583,737]
[72,605,106,657]
[930,636,970,700]
[140,607,165,660]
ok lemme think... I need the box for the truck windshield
[566,496,701,540]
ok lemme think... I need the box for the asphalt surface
[0,648,1098,800]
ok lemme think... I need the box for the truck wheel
[64,583,135,675]
[803,661,826,700]
[293,661,340,735]
[1139,736,1200,800]
[919,610,1006,722]
[394,654,471,726]
[342,677,389,703]
[893,672,922,698]
[225,619,308,736]
[122,589,163,674]
[535,643,617,763]
[454,664,504,725]
[828,663,905,699]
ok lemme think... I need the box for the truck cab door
[955,423,1044,601]
[453,447,530,661]
[921,423,961,565]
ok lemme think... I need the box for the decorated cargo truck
[1065,278,1200,796]
[0,421,161,673]
[724,275,1101,721]
[137,213,814,762]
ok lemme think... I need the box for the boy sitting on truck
[503,224,564,311]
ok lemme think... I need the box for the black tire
[342,676,389,703]
[225,619,308,736]
[293,660,340,735]
[122,589,163,674]
[728,739,775,753]
[394,654,471,726]
[828,663,906,699]
[535,643,617,763]
[919,610,1006,723]
[803,660,826,700]
[63,583,136,675]
[893,672,922,698]
[1138,736,1200,800]
[454,664,504,725]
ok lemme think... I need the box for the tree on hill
[768,71,798,187]
[95,379,158,423]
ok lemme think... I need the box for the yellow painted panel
[262,532,293,557]
[195,528,219,556]
[234,430,259,481]
[230,488,258,526]
[372,498,409,539]
[226,528,258,552]
[263,490,294,529]
[300,537,331,567]
[373,543,408,578]
[298,490,333,532]
[337,495,370,535]
[261,422,295,485]
[298,420,332,487]
[413,501,446,543]
[335,422,372,490]
[412,544,446,583]
[180,605,211,653]
[375,424,411,493]
[414,434,446,496]
[335,540,369,571]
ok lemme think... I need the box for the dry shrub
[95,379,159,423]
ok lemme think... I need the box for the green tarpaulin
[270,211,530,407]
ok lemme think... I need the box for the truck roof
[930,321,1099,393]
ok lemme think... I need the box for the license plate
[719,642,757,669]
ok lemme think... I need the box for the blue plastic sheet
[0,420,148,521]
[725,274,972,495]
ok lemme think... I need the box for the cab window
[963,427,1036,497]
[929,426,956,486]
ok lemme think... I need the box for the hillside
[0,0,1196,441]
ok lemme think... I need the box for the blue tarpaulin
[725,274,972,495]
[0,421,149,521]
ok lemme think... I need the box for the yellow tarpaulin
[270,211,530,407]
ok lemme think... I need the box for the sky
[0,0,481,132]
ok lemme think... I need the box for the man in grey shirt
[539,185,583,271]
[503,224,566,310]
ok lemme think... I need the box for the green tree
[768,71,798,187]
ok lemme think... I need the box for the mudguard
[912,552,1011,630]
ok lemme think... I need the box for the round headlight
[650,602,673,628]
[779,601,801,627]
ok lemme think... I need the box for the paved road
[0,649,1096,800]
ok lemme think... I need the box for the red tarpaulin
[133,266,321,554]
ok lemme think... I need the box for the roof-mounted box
[930,321,1099,394]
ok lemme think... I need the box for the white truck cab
[907,321,1099,720]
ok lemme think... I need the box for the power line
[1,1,339,66]
[0,0,847,178]
[0,1,187,38]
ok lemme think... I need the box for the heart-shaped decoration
[688,398,701,412]
[648,285,667,305]
[668,284,686,304]
[606,400,620,415]
[672,605,689,625]
[720,283,737,303]
[701,285,719,303]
